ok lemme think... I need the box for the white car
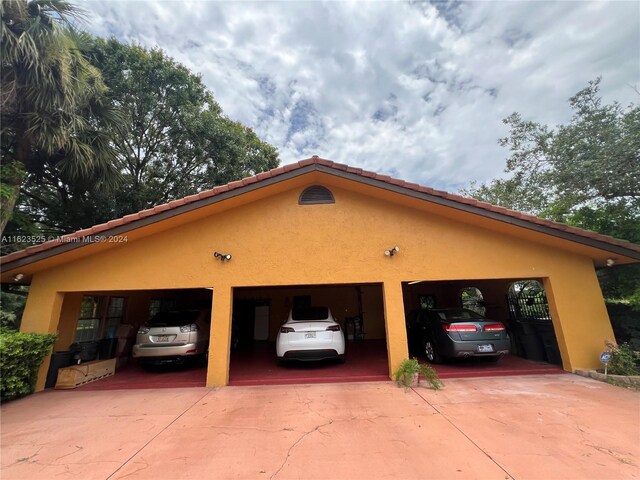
[276,307,345,362]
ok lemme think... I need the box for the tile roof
[1,156,639,267]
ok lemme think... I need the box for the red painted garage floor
[71,340,564,391]
[229,341,390,386]
[76,362,207,391]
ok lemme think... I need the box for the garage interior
[46,288,213,390]
[228,283,390,385]
[47,277,565,392]
[402,278,565,377]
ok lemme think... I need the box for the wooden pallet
[55,358,117,389]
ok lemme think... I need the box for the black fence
[506,289,561,365]
[507,292,551,320]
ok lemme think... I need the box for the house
[2,156,638,391]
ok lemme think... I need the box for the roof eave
[1,162,639,274]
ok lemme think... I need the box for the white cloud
[85,0,640,192]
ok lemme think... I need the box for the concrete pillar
[543,266,614,372]
[207,284,233,387]
[382,280,409,380]
[20,281,65,392]
[53,293,83,351]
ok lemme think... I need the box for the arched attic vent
[298,185,335,205]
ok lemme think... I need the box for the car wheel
[196,347,209,367]
[424,339,442,363]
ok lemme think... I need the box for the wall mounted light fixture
[384,246,400,257]
[214,252,232,262]
[606,258,616,267]
[12,273,24,282]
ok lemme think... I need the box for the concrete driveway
[1,374,638,479]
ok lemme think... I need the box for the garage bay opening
[47,288,212,390]
[229,283,389,385]
[402,279,564,379]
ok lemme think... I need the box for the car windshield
[432,309,484,322]
[292,307,329,321]
[148,311,200,327]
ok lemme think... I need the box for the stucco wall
[19,176,614,389]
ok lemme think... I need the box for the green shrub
[1,330,57,402]
[605,341,640,376]
[394,357,443,390]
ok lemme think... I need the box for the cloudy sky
[86,1,639,192]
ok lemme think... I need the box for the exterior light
[606,258,616,267]
[12,273,24,282]
[384,246,400,257]
[214,252,232,262]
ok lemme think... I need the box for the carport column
[382,281,409,380]
[20,279,65,392]
[543,266,614,372]
[207,284,233,387]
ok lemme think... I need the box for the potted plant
[394,357,443,390]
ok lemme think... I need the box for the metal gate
[507,290,550,320]
[506,281,562,365]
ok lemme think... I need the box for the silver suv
[132,309,210,365]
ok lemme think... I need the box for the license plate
[305,332,316,339]
[156,335,170,342]
[478,344,494,353]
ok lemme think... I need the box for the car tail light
[483,323,506,332]
[443,324,478,332]
[326,325,341,331]
[280,326,295,333]
[138,326,150,334]
[180,323,199,333]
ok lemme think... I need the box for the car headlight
[138,326,150,334]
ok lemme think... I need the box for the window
[148,310,200,327]
[292,295,312,310]
[437,309,483,320]
[460,287,486,316]
[75,296,104,343]
[104,297,125,338]
[419,295,436,310]
[74,295,126,342]
[299,185,335,204]
[148,299,177,319]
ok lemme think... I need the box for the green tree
[464,78,639,227]
[0,287,27,330]
[463,78,640,302]
[90,38,279,215]
[5,38,279,241]
[0,0,120,235]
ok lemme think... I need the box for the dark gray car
[406,308,510,362]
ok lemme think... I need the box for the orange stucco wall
[18,173,615,390]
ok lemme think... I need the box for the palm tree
[0,0,120,235]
